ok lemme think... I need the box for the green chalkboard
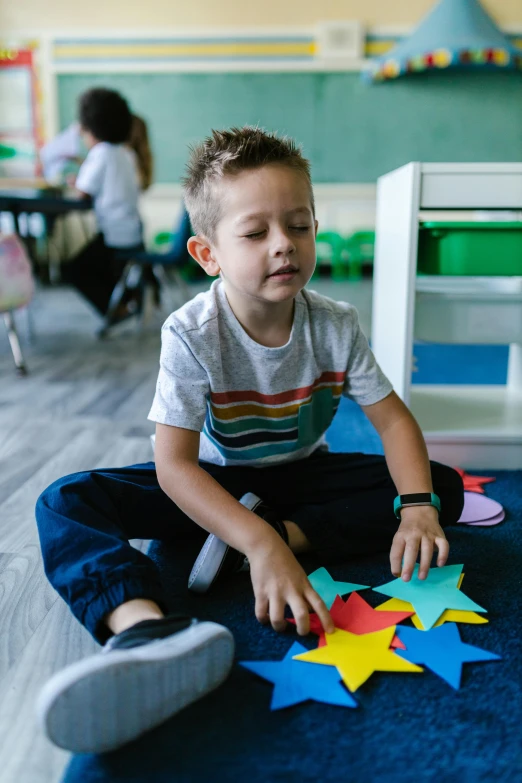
[57,70,522,183]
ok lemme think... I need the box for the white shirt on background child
[40,123,82,182]
[76,142,142,248]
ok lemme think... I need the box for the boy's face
[207,163,317,306]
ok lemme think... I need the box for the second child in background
[128,115,153,191]
[63,88,144,322]
[126,113,162,308]
[39,122,83,184]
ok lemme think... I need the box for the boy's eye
[244,226,310,239]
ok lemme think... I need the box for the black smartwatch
[393,493,441,520]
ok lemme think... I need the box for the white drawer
[414,277,522,344]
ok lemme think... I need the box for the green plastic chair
[343,230,375,280]
[315,231,345,279]
[152,214,198,281]
[153,231,172,248]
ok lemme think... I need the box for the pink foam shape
[457,491,503,523]
[461,509,505,527]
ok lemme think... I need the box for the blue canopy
[366,0,522,82]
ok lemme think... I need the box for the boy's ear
[314,219,319,237]
[187,235,221,277]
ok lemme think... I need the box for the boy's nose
[271,232,296,256]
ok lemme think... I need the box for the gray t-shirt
[148,280,393,467]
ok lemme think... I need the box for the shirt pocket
[297,387,334,448]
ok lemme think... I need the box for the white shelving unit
[371,162,522,469]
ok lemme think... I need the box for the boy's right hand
[247,537,334,636]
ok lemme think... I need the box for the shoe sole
[188,492,261,594]
[36,621,234,754]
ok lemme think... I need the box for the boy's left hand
[390,505,449,582]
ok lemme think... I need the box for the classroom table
[0,187,93,280]
[0,187,92,232]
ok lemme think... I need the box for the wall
[1,0,521,31]
[58,70,522,184]
[2,0,521,237]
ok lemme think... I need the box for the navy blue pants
[63,233,145,315]
[35,451,464,643]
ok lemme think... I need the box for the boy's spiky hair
[182,126,314,240]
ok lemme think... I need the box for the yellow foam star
[376,576,488,630]
[292,626,423,692]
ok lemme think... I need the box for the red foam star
[454,467,496,495]
[288,592,413,649]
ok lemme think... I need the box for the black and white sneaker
[36,614,234,754]
[188,492,288,594]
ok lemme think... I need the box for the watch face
[400,493,433,504]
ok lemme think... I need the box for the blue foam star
[395,623,501,689]
[240,641,357,710]
[373,564,486,629]
[308,567,370,609]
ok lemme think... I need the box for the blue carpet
[62,400,521,783]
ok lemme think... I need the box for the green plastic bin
[418,222,522,276]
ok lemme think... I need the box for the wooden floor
[0,277,369,783]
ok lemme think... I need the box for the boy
[35,127,464,754]
[63,87,143,320]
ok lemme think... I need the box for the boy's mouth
[268,264,298,279]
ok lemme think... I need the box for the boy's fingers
[255,596,270,625]
[418,537,433,579]
[306,590,334,634]
[401,539,420,581]
[268,595,287,633]
[290,596,311,636]
[436,535,450,566]
[390,536,405,577]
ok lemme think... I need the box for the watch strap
[393,492,441,519]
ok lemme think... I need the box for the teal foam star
[373,564,486,630]
[308,567,370,609]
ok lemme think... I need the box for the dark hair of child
[79,88,133,144]
[128,115,153,191]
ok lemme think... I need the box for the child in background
[40,113,153,191]
[35,127,464,754]
[39,122,83,184]
[127,114,153,191]
[63,88,143,320]
[126,113,162,306]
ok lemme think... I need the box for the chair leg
[3,311,28,375]
[47,227,64,285]
[25,303,36,345]
[98,262,136,339]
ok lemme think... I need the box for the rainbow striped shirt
[149,280,392,467]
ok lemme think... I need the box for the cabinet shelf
[411,385,522,470]
[372,163,522,468]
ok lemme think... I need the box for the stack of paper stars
[240,564,501,710]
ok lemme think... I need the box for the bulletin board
[0,46,43,178]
